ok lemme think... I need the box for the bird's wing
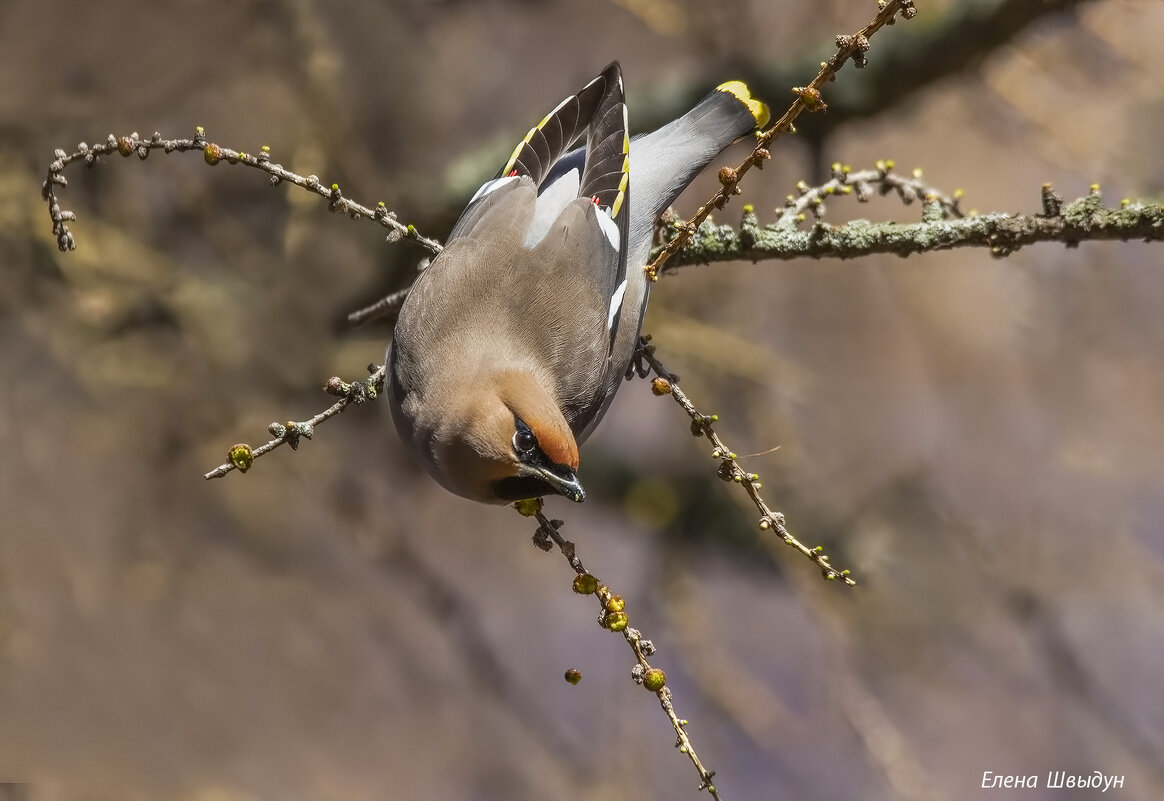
[451,63,632,358]
[452,61,623,242]
[500,63,621,188]
[575,63,632,359]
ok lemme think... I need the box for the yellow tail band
[716,80,770,129]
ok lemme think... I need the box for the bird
[388,62,768,504]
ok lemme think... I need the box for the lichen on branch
[656,186,1162,271]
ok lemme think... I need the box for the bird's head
[399,368,586,505]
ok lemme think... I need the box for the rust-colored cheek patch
[530,421,579,470]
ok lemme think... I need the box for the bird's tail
[713,81,771,132]
[629,80,769,229]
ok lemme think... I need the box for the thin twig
[203,365,386,479]
[41,129,443,254]
[347,286,415,327]
[644,0,917,281]
[771,162,964,229]
[788,0,1097,150]
[636,342,856,585]
[523,504,724,798]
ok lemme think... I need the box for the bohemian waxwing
[389,62,768,504]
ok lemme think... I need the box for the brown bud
[794,86,827,111]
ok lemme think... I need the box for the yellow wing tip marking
[502,144,523,177]
[611,172,629,219]
[502,126,539,176]
[717,80,770,129]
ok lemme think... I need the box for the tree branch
[41,130,443,255]
[658,188,1163,271]
[643,0,919,281]
[789,0,1097,145]
[635,341,855,585]
[524,504,725,799]
[203,365,385,479]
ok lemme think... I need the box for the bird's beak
[533,465,586,503]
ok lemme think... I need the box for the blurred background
[2,1,1162,799]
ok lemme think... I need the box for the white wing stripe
[607,279,628,331]
[594,204,620,249]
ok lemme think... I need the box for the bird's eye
[513,428,538,454]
